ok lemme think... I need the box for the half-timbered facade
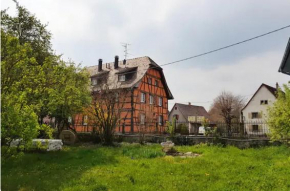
[73,56,174,133]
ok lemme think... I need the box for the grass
[2,144,290,191]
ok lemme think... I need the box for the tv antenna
[121,43,131,60]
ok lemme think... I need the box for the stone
[184,152,193,156]
[59,130,77,145]
[161,141,176,154]
[10,139,63,151]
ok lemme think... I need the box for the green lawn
[2,144,290,191]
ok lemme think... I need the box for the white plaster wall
[242,86,276,122]
[168,106,187,122]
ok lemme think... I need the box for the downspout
[131,87,134,133]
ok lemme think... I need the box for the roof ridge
[88,56,149,67]
[176,103,202,107]
[262,83,276,90]
[242,83,278,111]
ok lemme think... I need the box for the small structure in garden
[160,141,201,158]
[60,130,77,144]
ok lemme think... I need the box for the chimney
[276,82,279,90]
[123,59,126,65]
[188,102,191,105]
[98,59,102,72]
[114,55,119,69]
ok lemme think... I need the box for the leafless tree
[87,84,130,145]
[210,91,245,135]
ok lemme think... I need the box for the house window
[148,78,152,85]
[141,92,146,103]
[173,114,179,120]
[91,78,97,85]
[252,112,258,119]
[252,125,258,132]
[149,94,154,104]
[140,114,145,125]
[260,100,268,105]
[83,115,88,126]
[158,115,163,125]
[155,80,159,87]
[115,93,119,102]
[118,75,126,82]
[175,107,177,110]
[158,97,163,106]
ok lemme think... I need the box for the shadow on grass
[1,145,118,191]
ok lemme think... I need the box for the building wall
[242,86,276,132]
[130,68,169,133]
[73,68,170,134]
[168,105,187,122]
[242,86,276,121]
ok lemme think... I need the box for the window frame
[252,112,258,119]
[149,94,154,105]
[140,114,145,125]
[158,97,163,106]
[252,125,259,132]
[158,115,163,126]
[141,92,146,103]
[83,115,88,126]
[118,75,126,82]
[148,77,152,85]
[155,80,159,87]
[91,78,98,86]
[173,114,179,120]
[260,100,268,105]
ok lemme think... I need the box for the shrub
[166,117,176,138]
[267,83,290,145]
[177,124,189,135]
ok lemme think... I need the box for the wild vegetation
[268,83,290,145]
[1,1,91,157]
[2,144,290,191]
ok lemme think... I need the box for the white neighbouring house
[241,83,279,136]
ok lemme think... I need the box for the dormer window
[91,77,104,86]
[118,75,126,82]
[91,78,98,85]
[116,67,137,82]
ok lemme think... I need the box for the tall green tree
[1,30,48,157]
[267,83,290,145]
[1,1,91,125]
[1,0,52,64]
[1,1,55,120]
[47,61,91,135]
[1,1,91,156]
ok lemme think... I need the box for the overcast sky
[2,0,290,110]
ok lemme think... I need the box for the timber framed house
[73,56,174,133]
